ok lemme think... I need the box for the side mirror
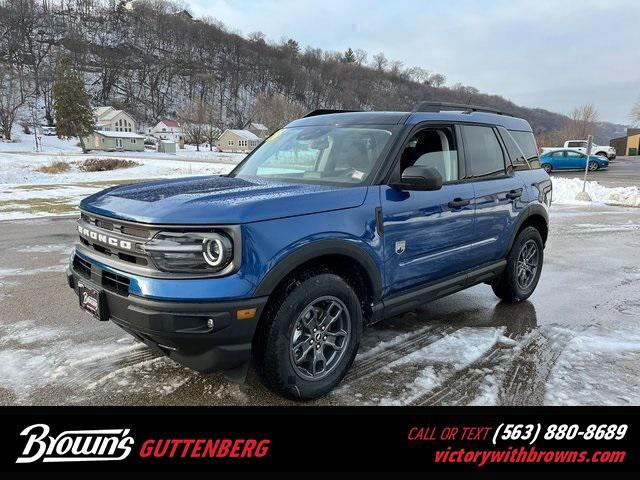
[394,166,443,191]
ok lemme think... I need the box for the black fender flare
[507,203,549,251]
[254,239,382,301]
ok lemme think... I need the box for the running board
[375,260,507,321]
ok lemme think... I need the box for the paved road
[1,205,640,406]
[551,155,640,187]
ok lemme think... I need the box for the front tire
[588,160,599,171]
[253,273,362,400]
[491,226,544,302]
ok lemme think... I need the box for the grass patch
[78,158,140,172]
[36,161,71,174]
[0,198,77,215]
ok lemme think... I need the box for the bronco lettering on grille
[78,225,133,251]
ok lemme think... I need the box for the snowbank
[551,177,640,207]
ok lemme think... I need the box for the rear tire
[253,273,362,400]
[542,163,552,173]
[491,226,544,302]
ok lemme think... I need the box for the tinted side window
[461,125,505,178]
[508,130,540,169]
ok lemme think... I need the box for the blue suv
[67,102,552,400]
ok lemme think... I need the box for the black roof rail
[412,101,513,116]
[303,109,361,118]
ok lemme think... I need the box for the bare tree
[0,65,29,141]
[371,52,388,72]
[178,99,208,151]
[630,100,640,126]
[563,104,599,139]
[250,92,306,134]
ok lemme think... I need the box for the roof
[248,122,268,131]
[157,119,180,128]
[286,110,532,132]
[93,106,114,118]
[95,130,145,139]
[223,129,261,141]
[93,106,135,123]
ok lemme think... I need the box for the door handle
[506,189,523,200]
[448,198,471,209]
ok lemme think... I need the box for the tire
[595,152,607,158]
[588,160,599,171]
[542,163,552,173]
[253,273,362,400]
[491,226,544,302]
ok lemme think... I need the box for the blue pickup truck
[67,102,552,400]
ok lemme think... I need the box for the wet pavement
[1,203,639,406]
[552,155,640,187]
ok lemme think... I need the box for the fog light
[207,318,214,329]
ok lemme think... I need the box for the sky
[184,0,640,125]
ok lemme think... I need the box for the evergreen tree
[342,48,356,63]
[53,57,94,153]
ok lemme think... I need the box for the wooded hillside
[0,0,626,143]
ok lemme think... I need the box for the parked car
[541,140,616,159]
[40,126,57,136]
[67,102,552,400]
[539,149,609,173]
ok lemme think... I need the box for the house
[93,106,137,133]
[610,128,640,156]
[150,119,183,143]
[217,129,261,153]
[84,130,145,152]
[244,122,269,140]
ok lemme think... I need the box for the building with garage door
[610,128,640,156]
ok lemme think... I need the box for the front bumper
[67,253,268,373]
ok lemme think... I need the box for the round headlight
[202,234,233,268]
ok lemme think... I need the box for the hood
[80,175,368,225]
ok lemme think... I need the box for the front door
[381,125,476,297]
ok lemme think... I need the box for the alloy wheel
[516,240,539,290]
[289,296,351,380]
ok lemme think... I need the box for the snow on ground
[551,177,640,207]
[0,149,241,220]
[546,324,640,405]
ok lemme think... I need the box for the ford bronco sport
[67,102,552,400]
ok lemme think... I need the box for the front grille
[102,270,130,296]
[78,212,153,267]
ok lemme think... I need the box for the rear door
[461,124,526,266]
[380,124,475,296]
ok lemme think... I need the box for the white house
[93,106,137,133]
[150,119,183,143]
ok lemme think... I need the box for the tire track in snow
[58,344,160,388]
[497,328,574,406]
[343,324,460,383]
[407,327,537,406]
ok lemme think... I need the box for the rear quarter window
[505,129,540,169]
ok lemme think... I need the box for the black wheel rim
[289,296,351,381]
[516,240,539,290]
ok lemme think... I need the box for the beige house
[93,106,137,133]
[217,129,261,153]
[244,122,269,140]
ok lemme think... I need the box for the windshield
[230,125,398,185]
